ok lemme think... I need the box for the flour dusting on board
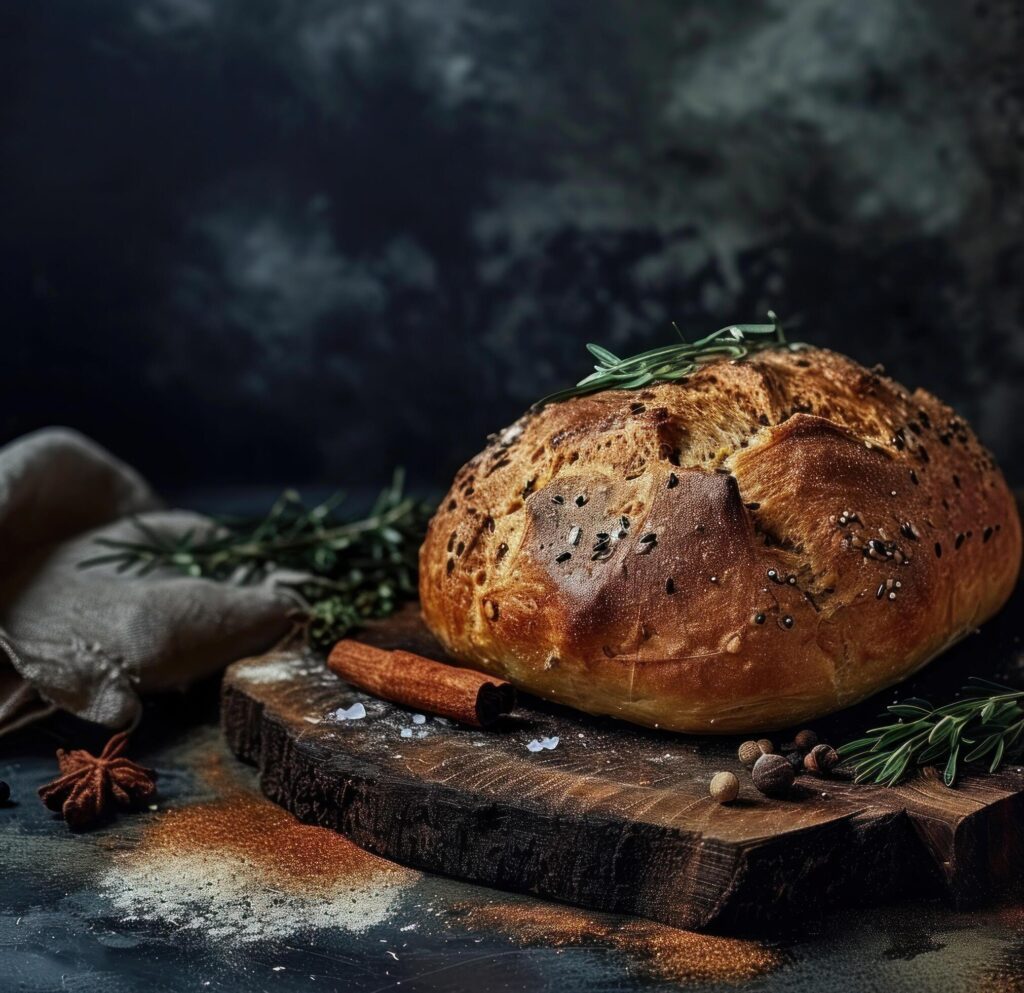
[231,657,306,684]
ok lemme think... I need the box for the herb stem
[839,678,1024,787]
[78,471,431,651]
[535,311,794,408]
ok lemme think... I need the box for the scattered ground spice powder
[142,744,415,892]
[138,790,409,892]
[452,899,783,984]
[99,739,418,943]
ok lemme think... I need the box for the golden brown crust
[419,347,1022,732]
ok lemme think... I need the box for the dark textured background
[3,0,1023,493]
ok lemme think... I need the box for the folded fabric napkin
[0,428,294,735]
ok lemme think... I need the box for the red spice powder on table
[452,899,783,984]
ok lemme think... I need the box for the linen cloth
[0,428,294,735]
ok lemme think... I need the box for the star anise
[38,731,157,830]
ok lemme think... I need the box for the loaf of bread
[419,347,1021,732]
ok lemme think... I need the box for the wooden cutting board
[222,593,1024,932]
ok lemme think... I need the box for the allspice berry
[794,729,819,752]
[751,753,795,797]
[709,771,740,804]
[737,740,765,768]
[804,743,839,776]
[756,738,776,756]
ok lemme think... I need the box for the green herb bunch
[839,678,1024,787]
[80,471,432,651]
[536,311,791,408]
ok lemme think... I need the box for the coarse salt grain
[328,703,366,721]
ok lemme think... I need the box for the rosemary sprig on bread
[839,679,1024,787]
[536,310,791,407]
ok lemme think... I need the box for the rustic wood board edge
[220,673,883,930]
[220,641,1024,932]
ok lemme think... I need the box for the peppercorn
[709,771,740,804]
[756,738,775,756]
[751,753,795,797]
[0,780,8,804]
[785,751,804,772]
[794,729,819,753]
[804,743,839,776]
[737,740,765,768]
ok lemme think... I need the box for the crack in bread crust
[420,347,1022,733]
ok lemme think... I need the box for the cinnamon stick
[327,640,516,728]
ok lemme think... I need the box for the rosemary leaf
[535,311,796,408]
[839,680,1024,788]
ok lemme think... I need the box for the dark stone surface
[2,1,1023,492]
[3,685,1024,992]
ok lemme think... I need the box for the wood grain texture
[222,601,1024,932]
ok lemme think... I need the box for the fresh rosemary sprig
[79,471,432,651]
[838,678,1024,787]
[535,311,790,408]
